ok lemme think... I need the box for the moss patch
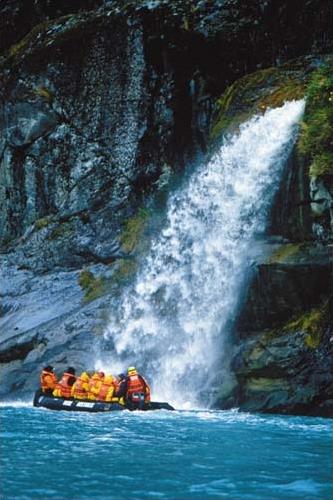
[33,86,54,103]
[8,20,54,58]
[246,377,289,392]
[112,258,138,285]
[48,221,73,240]
[35,216,52,230]
[268,243,301,263]
[120,208,150,253]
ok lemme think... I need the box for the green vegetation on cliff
[78,259,138,303]
[78,269,104,303]
[298,62,333,178]
[35,216,52,230]
[268,243,301,263]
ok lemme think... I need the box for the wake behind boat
[33,391,175,412]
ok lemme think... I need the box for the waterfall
[103,100,305,408]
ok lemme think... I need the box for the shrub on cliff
[78,269,104,303]
[120,208,150,253]
[299,63,333,177]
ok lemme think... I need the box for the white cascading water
[103,100,305,408]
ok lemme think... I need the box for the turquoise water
[1,405,332,500]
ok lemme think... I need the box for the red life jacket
[127,374,147,401]
[56,373,75,398]
[40,370,57,392]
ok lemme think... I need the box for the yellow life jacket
[88,373,103,400]
[71,372,90,399]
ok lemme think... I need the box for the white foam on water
[104,100,305,408]
[0,401,32,408]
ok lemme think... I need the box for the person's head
[127,366,137,376]
[98,371,105,379]
[67,367,75,375]
[43,365,53,372]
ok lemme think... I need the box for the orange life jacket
[40,370,57,392]
[55,372,75,398]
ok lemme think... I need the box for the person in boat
[71,371,90,400]
[88,371,105,400]
[96,374,119,402]
[53,367,76,398]
[116,367,151,410]
[40,366,57,396]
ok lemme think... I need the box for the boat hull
[33,391,174,412]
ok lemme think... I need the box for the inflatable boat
[33,391,174,412]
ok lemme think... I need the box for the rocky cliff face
[0,0,332,412]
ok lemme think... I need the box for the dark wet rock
[236,244,333,333]
[228,297,333,417]
[216,243,333,416]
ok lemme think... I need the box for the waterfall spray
[103,100,305,408]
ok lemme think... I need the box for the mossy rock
[209,57,311,144]
[282,300,331,349]
[1,11,107,72]
[48,221,73,240]
[78,269,105,303]
[268,243,302,264]
[78,259,138,303]
[120,208,150,254]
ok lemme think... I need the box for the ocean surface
[1,404,332,500]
